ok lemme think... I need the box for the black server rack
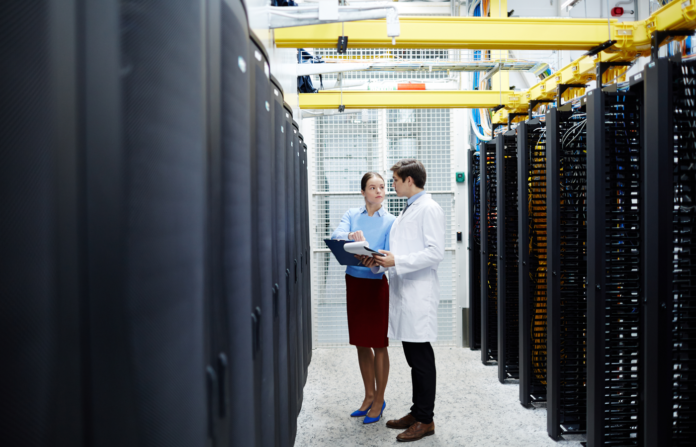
[1,3,84,445]
[496,132,520,382]
[546,104,588,440]
[480,141,499,364]
[586,82,643,447]
[249,31,276,447]
[302,140,313,371]
[468,149,482,350]
[517,118,548,407]
[298,132,309,384]
[85,1,210,445]
[284,103,298,444]
[642,57,696,446]
[292,120,304,419]
[270,75,289,447]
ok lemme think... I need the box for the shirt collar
[407,191,426,206]
[359,205,386,217]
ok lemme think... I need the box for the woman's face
[362,176,386,206]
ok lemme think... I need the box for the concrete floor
[296,347,585,447]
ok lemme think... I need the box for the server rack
[292,120,305,417]
[301,140,313,371]
[496,132,520,382]
[642,56,696,446]
[2,3,84,444]
[270,75,289,447]
[283,103,298,444]
[249,31,276,447]
[517,118,548,407]
[586,82,643,447]
[298,132,309,384]
[468,149,482,350]
[546,104,588,439]
[480,141,499,364]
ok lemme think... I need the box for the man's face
[392,173,407,198]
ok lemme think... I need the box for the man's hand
[355,254,378,268]
[348,230,365,241]
[374,250,396,268]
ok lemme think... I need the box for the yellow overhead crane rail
[277,16,620,51]
[299,90,516,109]
[296,0,696,113]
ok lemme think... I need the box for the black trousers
[402,341,436,424]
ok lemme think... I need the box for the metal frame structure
[468,149,482,351]
[480,141,498,365]
[586,81,643,447]
[496,131,520,383]
[299,90,516,109]
[517,118,548,407]
[546,101,589,440]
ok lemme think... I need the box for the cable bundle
[598,90,642,445]
[671,60,696,445]
[528,123,548,398]
[558,109,588,433]
[503,138,520,378]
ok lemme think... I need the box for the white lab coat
[372,193,445,342]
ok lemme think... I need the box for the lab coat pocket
[402,278,432,337]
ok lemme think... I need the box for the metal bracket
[557,83,587,105]
[507,113,526,131]
[584,39,617,57]
[596,62,631,89]
[491,104,505,113]
[528,99,554,120]
[337,35,349,54]
[651,29,694,62]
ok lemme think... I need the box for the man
[361,159,445,442]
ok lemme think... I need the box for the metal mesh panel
[528,122,548,399]
[598,91,642,445]
[672,60,696,446]
[484,142,498,362]
[558,108,588,434]
[501,136,519,379]
[471,151,482,349]
[311,106,456,346]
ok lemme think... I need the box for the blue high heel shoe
[350,403,372,417]
[363,401,386,424]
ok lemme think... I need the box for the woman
[330,172,396,424]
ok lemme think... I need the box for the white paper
[343,241,374,257]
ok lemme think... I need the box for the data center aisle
[297,348,584,446]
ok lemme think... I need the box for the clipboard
[324,239,362,266]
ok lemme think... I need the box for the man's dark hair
[360,172,385,191]
[390,159,427,188]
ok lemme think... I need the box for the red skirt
[345,274,389,348]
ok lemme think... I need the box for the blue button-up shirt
[330,205,396,279]
[408,190,426,206]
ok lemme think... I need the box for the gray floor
[296,347,585,447]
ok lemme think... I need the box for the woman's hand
[356,255,378,268]
[348,230,365,242]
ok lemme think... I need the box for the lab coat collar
[407,190,426,206]
[359,204,386,217]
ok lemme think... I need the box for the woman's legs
[367,347,390,418]
[356,346,376,411]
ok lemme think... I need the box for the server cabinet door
[86,1,208,445]
[249,32,275,447]
[302,141,312,367]
[299,137,310,375]
[468,150,482,351]
[271,79,290,447]
[1,2,84,445]
[292,121,305,413]
[220,0,255,445]
[480,142,498,365]
[284,104,298,442]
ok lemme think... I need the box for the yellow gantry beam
[276,16,622,51]
[299,90,515,109]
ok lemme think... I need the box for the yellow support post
[299,90,518,109]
